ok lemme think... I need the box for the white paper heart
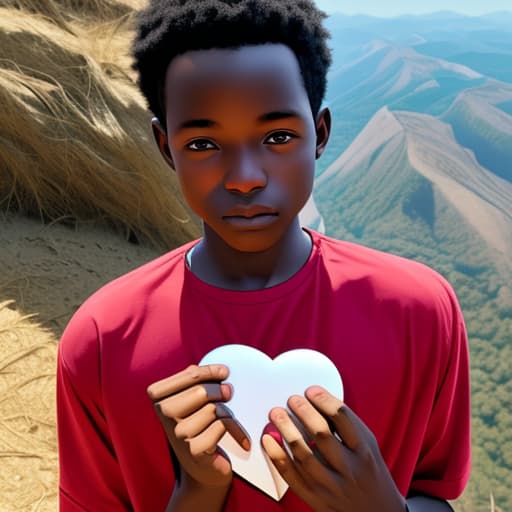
[199,345,344,501]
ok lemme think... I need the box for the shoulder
[58,240,194,370]
[311,230,463,329]
[82,240,193,311]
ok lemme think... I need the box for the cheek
[176,173,209,214]
[276,150,315,195]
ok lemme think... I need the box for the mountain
[318,41,487,174]
[325,11,512,52]
[413,43,512,83]
[324,12,512,83]
[325,11,512,40]
[480,11,512,24]
[314,107,512,510]
[314,13,512,510]
[328,41,483,104]
[442,81,512,182]
[316,107,512,268]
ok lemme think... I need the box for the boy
[56,1,471,511]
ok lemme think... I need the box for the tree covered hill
[314,16,512,508]
[442,82,512,183]
[314,104,512,511]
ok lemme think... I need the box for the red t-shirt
[57,229,471,511]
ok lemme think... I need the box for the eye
[186,139,217,151]
[265,132,296,145]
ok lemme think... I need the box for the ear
[151,117,175,169]
[314,107,331,160]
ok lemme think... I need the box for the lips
[222,205,278,219]
[222,205,279,229]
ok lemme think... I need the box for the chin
[223,232,282,254]
[227,239,276,254]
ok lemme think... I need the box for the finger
[305,386,364,451]
[147,364,229,401]
[219,404,251,451]
[288,394,332,440]
[287,394,349,472]
[174,402,218,440]
[261,433,320,508]
[175,403,250,452]
[156,382,232,420]
[187,419,229,457]
[268,407,332,484]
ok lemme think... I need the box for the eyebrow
[175,110,302,133]
[257,110,302,123]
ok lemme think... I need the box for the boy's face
[154,43,330,253]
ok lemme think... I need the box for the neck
[190,219,312,290]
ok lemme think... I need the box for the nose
[224,148,267,195]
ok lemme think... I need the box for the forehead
[163,44,312,128]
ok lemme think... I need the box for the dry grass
[0,300,58,511]
[0,1,195,509]
[0,0,200,251]
[0,212,160,511]
[0,0,137,31]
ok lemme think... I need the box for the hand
[261,386,406,512]
[147,364,250,489]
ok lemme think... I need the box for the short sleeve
[57,309,131,510]
[410,283,471,499]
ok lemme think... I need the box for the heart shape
[199,345,344,501]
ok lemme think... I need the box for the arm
[406,282,471,503]
[57,315,131,510]
[407,289,468,512]
[165,478,230,512]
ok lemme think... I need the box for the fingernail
[306,385,325,397]
[221,415,251,452]
[217,364,229,375]
[220,382,233,400]
[234,420,251,451]
[241,437,251,451]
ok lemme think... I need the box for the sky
[314,0,512,17]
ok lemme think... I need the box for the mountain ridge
[317,107,512,265]
[442,81,512,182]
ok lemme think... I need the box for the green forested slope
[314,113,512,511]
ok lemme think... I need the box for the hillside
[317,107,512,265]
[442,81,512,183]
[0,1,183,510]
[318,10,512,176]
[315,107,512,511]
[330,40,482,93]
[399,110,512,259]
[0,212,161,511]
[318,41,488,175]
[0,2,199,250]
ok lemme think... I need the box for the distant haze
[315,0,512,17]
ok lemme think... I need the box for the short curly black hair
[131,0,331,130]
